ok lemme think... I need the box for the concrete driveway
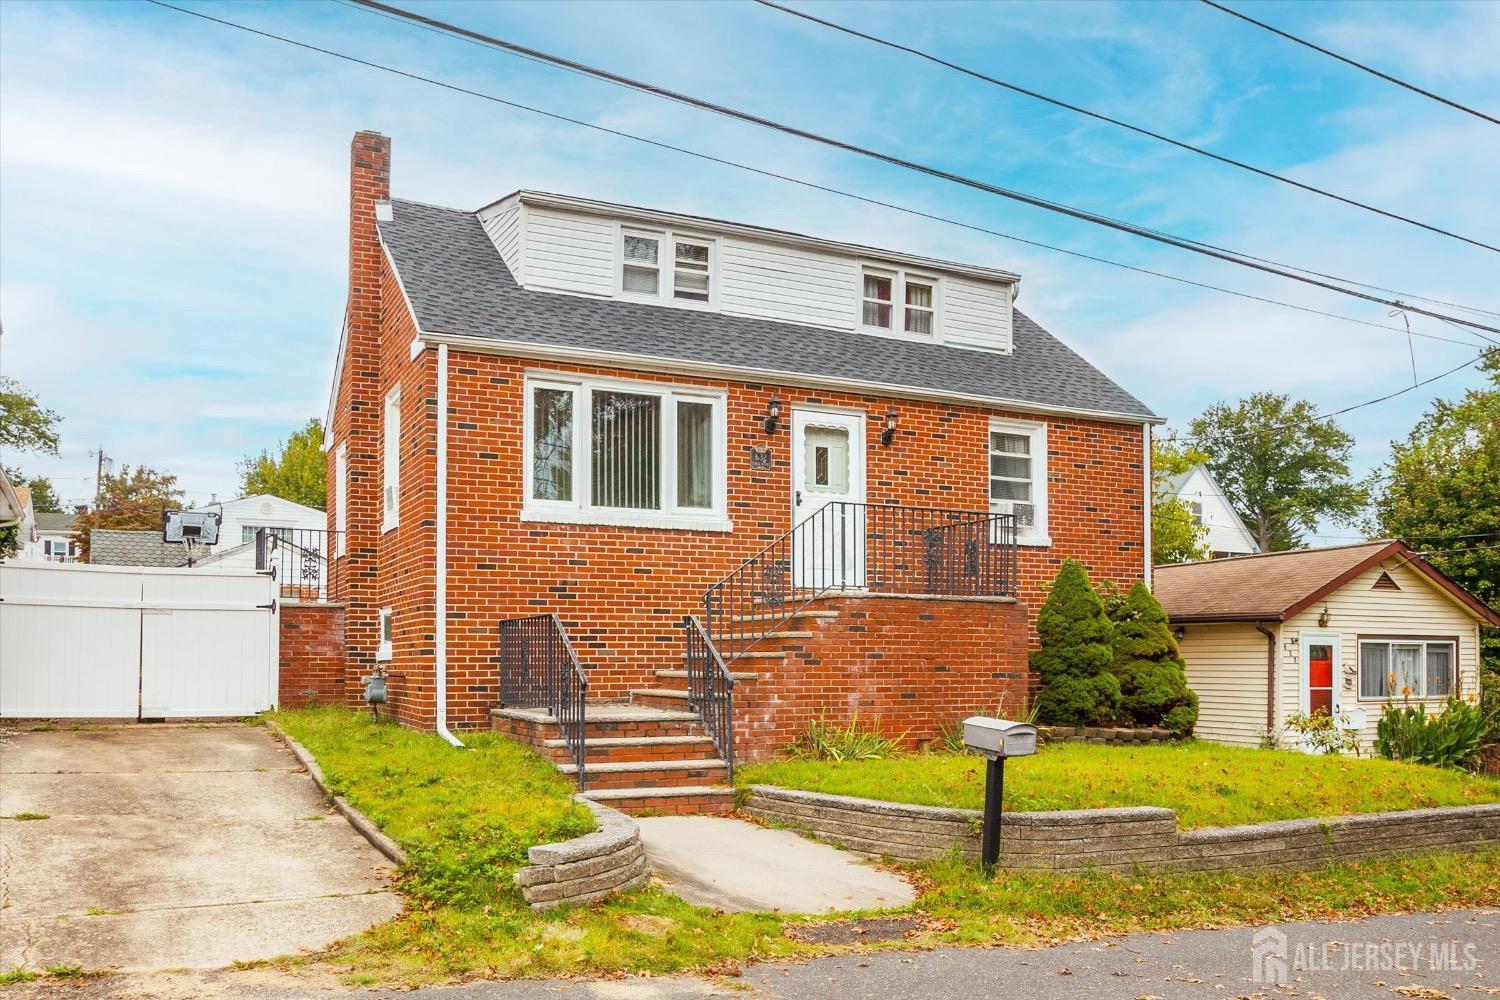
[0,724,402,972]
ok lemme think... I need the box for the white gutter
[435,342,463,748]
[1143,422,1153,589]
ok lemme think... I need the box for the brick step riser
[600,794,735,817]
[541,742,717,765]
[493,716,703,743]
[629,693,694,712]
[579,767,728,791]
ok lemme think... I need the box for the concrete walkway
[0,724,402,972]
[634,815,915,913]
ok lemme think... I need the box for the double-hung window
[860,266,938,338]
[525,374,728,530]
[1358,639,1456,700]
[382,387,400,532]
[989,418,1048,546]
[620,229,715,307]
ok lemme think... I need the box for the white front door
[791,409,865,589]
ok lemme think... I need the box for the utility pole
[91,448,109,530]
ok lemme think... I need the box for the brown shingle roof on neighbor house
[1153,540,1500,626]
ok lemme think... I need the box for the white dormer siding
[478,193,1016,354]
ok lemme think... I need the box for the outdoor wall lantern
[763,394,783,435]
[1318,606,1331,628]
[962,717,1038,877]
[1172,625,1186,641]
[880,408,899,446]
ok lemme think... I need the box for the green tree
[237,418,326,509]
[1372,349,1499,706]
[1032,559,1121,726]
[0,376,61,456]
[1109,582,1199,735]
[73,464,185,562]
[1152,437,1210,566]
[3,467,62,512]
[1189,393,1368,551]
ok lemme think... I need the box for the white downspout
[435,342,463,748]
[1143,422,1153,589]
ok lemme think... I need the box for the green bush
[1375,696,1489,770]
[1283,709,1362,756]
[788,714,903,761]
[1108,582,1199,736]
[1032,560,1121,726]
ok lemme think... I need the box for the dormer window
[620,229,715,307]
[860,266,938,337]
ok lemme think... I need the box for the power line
[1270,348,1496,431]
[1199,0,1500,127]
[335,0,1500,339]
[755,0,1497,253]
[140,0,1493,353]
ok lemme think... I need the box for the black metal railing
[704,502,1017,663]
[254,527,344,601]
[498,614,589,789]
[683,614,734,781]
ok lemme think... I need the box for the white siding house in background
[1164,464,1258,558]
[190,494,327,572]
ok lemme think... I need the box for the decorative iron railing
[704,502,1017,663]
[683,614,734,781]
[498,614,588,789]
[254,527,344,601]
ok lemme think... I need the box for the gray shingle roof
[378,199,1157,421]
[90,529,189,568]
[34,512,76,532]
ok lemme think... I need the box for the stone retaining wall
[745,785,1500,872]
[513,797,649,909]
[1038,725,1174,746]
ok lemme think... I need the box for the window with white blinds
[525,375,727,528]
[989,418,1048,545]
[620,229,714,306]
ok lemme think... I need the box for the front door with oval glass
[791,409,865,589]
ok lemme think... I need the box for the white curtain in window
[904,281,933,335]
[1426,644,1452,697]
[592,390,660,510]
[676,400,713,508]
[989,432,1034,526]
[1359,642,1389,698]
[862,274,892,328]
[1391,643,1422,696]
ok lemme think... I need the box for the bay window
[1358,639,1456,700]
[524,375,728,529]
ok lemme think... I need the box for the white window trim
[335,441,348,556]
[382,387,401,533]
[1357,638,1457,702]
[989,417,1050,547]
[377,608,394,662]
[857,263,943,342]
[522,372,731,531]
[616,226,719,311]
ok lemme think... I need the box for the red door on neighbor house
[1306,642,1334,716]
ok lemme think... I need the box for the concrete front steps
[490,703,733,816]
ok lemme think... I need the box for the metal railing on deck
[683,615,734,781]
[704,502,1017,663]
[499,614,589,789]
[254,527,343,601]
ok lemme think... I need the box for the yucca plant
[1375,694,1489,770]
[788,714,904,761]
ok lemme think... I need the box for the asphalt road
[11,907,1497,999]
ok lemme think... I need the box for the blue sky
[1,0,1496,541]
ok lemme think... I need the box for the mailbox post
[962,717,1038,877]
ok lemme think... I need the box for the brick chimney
[329,131,392,702]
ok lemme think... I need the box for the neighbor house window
[242,525,292,545]
[335,441,348,556]
[1359,639,1455,699]
[377,608,394,661]
[989,418,1048,545]
[1188,500,1204,526]
[524,375,727,528]
[382,387,400,531]
[621,230,714,306]
[860,267,938,336]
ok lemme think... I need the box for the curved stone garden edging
[513,797,649,910]
[745,785,1500,872]
[266,721,408,867]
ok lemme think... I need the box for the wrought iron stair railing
[682,614,734,782]
[703,502,1018,665]
[499,613,589,789]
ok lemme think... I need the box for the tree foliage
[0,376,61,456]
[3,466,62,512]
[72,464,185,561]
[237,418,326,510]
[1372,350,1499,705]
[1151,437,1210,566]
[1189,393,1368,551]
[1109,582,1199,735]
[1032,559,1121,726]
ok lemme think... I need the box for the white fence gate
[0,561,278,719]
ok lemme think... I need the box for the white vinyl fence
[0,561,277,719]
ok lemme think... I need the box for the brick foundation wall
[278,603,348,708]
[735,594,1032,759]
[745,786,1500,871]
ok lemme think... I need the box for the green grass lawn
[261,708,1500,988]
[737,740,1500,829]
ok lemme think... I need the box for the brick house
[320,131,1160,813]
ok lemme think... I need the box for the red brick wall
[734,594,1033,759]
[279,603,348,708]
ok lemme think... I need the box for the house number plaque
[749,444,773,470]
